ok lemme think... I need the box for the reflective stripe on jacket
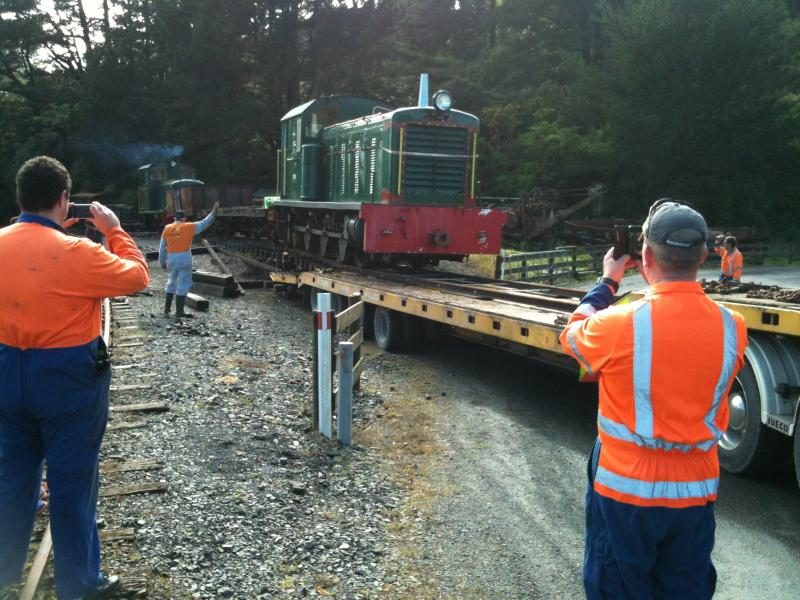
[0,215,150,349]
[715,246,743,280]
[559,281,748,508]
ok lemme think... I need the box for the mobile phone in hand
[67,204,93,220]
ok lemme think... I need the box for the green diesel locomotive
[267,75,506,265]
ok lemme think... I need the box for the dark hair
[647,240,706,276]
[15,156,71,212]
[724,236,737,248]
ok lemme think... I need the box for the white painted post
[337,342,354,446]
[315,292,334,438]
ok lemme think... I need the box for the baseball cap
[174,210,186,220]
[642,199,708,248]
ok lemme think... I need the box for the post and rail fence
[497,242,797,283]
[312,292,364,445]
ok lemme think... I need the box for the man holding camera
[560,200,748,599]
[714,234,743,282]
[0,156,150,599]
[158,202,219,318]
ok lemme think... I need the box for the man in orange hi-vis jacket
[158,202,218,318]
[559,200,748,600]
[714,234,744,282]
[0,157,150,599]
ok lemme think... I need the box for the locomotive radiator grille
[404,125,468,202]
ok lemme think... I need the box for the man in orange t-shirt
[158,202,218,318]
[714,234,743,282]
[560,200,748,599]
[0,157,150,599]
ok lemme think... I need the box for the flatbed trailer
[274,268,800,487]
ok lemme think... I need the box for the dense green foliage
[2,0,800,233]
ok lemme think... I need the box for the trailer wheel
[794,415,800,488]
[718,361,789,474]
[374,308,404,352]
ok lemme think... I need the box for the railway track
[19,296,164,599]
[210,238,584,314]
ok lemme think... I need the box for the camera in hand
[612,224,643,260]
[67,204,92,220]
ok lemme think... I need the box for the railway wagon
[267,76,507,266]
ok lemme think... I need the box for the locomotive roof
[281,96,391,122]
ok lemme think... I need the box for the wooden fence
[735,242,796,265]
[499,245,608,283]
[498,241,797,282]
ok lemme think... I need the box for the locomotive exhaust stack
[418,73,429,107]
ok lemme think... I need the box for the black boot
[164,293,174,316]
[175,295,192,319]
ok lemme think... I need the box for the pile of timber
[192,270,242,298]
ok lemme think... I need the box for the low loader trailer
[274,268,800,487]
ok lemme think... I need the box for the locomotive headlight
[433,90,453,112]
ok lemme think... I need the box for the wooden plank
[202,239,246,296]
[19,523,51,600]
[193,270,235,287]
[107,421,147,431]
[101,459,165,474]
[110,384,152,392]
[112,364,142,370]
[100,528,136,542]
[114,342,145,349]
[353,357,365,382]
[191,282,239,298]
[100,482,168,498]
[347,328,364,350]
[110,402,169,413]
[186,292,209,310]
[335,301,364,332]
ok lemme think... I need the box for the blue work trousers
[0,339,110,599]
[584,439,717,599]
[165,251,193,296]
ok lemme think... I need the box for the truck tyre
[794,416,800,488]
[718,361,789,475]
[374,308,404,352]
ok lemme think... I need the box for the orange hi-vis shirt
[715,246,743,280]
[0,218,150,349]
[162,222,197,253]
[560,281,748,508]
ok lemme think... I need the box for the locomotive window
[295,119,302,151]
